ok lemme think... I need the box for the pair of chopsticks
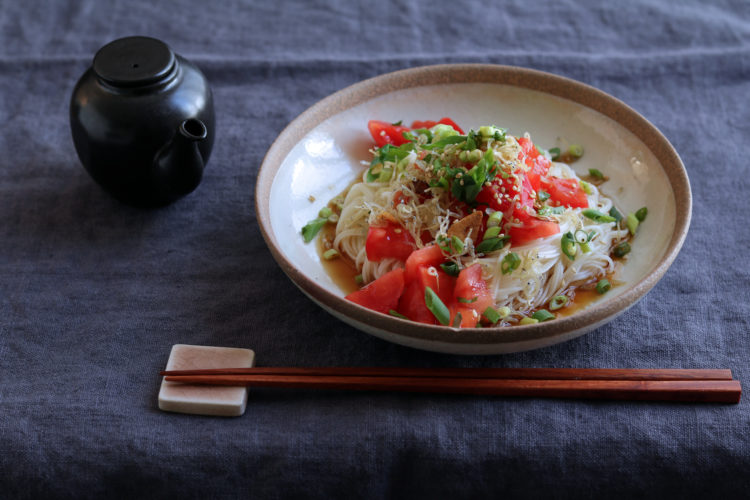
[161,367,741,403]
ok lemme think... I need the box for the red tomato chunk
[345,268,405,314]
[365,223,415,262]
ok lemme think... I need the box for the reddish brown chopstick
[161,368,741,403]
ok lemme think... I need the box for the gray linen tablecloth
[1,1,749,498]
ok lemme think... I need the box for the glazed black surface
[70,36,214,207]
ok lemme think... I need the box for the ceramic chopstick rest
[158,344,255,417]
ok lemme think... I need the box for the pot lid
[93,36,176,87]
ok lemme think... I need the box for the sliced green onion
[440,261,460,276]
[635,206,648,222]
[569,144,584,158]
[301,217,328,243]
[582,209,616,223]
[388,309,407,319]
[486,211,504,227]
[580,180,594,195]
[354,274,364,285]
[483,307,501,324]
[520,317,539,325]
[322,249,339,260]
[548,147,561,160]
[425,286,450,325]
[452,312,463,327]
[318,206,333,219]
[537,190,551,202]
[379,167,394,182]
[501,252,521,275]
[613,241,631,258]
[483,226,502,239]
[549,295,569,311]
[626,213,639,235]
[609,206,623,222]
[589,168,604,180]
[537,205,565,216]
[596,279,611,294]
[531,309,555,322]
[561,232,577,260]
[574,230,589,244]
[457,296,478,304]
[476,236,510,254]
[450,235,465,253]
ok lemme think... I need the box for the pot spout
[153,118,207,197]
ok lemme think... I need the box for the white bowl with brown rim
[255,64,691,355]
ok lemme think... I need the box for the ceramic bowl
[255,64,691,354]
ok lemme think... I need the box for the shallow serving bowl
[255,64,691,355]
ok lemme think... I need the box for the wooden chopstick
[161,367,734,381]
[161,368,741,403]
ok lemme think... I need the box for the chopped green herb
[322,249,339,260]
[425,286,450,325]
[486,211,504,227]
[354,274,364,285]
[537,190,551,202]
[626,213,639,235]
[457,296,478,304]
[452,312,463,327]
[520,317,539,325]
[549,295,569,311]
[548,147,561,160]
[476,236,510,254]
[301,217,328,243]
[483,226,502,239]
[561,232,577,260]
[580,180,594,195]
[501,252,521,275]
[537,205,565,216]
[531,309,555,322]
[613,241,631,258]
[391,120,402,126]
[440,261,460,276]
[609,206,623,222]
[318,207,332,219]
[596,279,611,294]
[574,229,590,244]
[582,209,616,223]
[388,309,407,319]
[569,144,584,158]
[589,168,605,180]
[450,235,465,254]
[422,135,467,150]
[635,206,648,222]
[483,307,502,324]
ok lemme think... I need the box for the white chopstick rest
[158,344,255,417]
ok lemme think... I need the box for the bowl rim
[255,63,691,348]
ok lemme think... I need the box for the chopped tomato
[397,281,437,325]
[449,306,480,328]
[475,170,534,216]
[452,264,494,316]
[415,266,455,306]
[367,120,411,147]
[345,268,405,314]
[508,218,560,246]
[517,137,551,192]
[365,223,415,262]
[404,245,444,282]
[410,117,465,135]
[542,177,588,208]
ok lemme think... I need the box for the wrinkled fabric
[1,1,749,498]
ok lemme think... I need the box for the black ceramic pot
[70,36,215,207]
